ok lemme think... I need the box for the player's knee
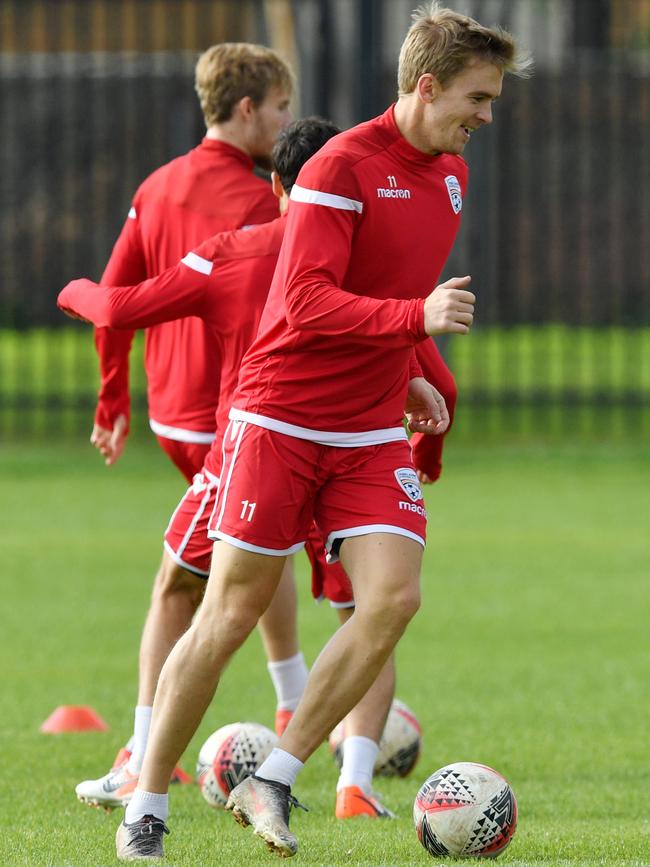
[360,586,420,645]
[151,556,206,609]
[386,585,420,632]
[194,600,259,655]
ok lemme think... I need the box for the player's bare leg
[227,534,421,855]
[137,552,206,705]
[258,558,308,735]
[333,609,396,819]
[335,608,394,743]
[276,533,421,762]
[258,558,299,661]
[134,544,286,797]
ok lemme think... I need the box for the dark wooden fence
[1,0,648,437]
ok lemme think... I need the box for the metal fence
[1,0,648,438]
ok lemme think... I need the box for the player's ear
[417,73,441,104]
[236,95,255,121]
[271,171,285,200]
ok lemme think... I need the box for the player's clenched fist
[423,275,475,335]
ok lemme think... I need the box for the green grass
[1,439,649,865]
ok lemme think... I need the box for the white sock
[256,748,304,789]
[126,706,152,774]
[337,736,379,793]
[124,788,168,823]
[267,653,308,711]
[124,735,135,753]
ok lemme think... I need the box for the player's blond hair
[195,43,295,127]
[397,2,532,94]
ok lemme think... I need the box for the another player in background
[76,42,310,799]
[112,2,530,858]
[59,117,456,820]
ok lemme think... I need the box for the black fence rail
[0,0,648,439]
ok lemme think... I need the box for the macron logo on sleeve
[377,175,411,199]
[128,206,137,219]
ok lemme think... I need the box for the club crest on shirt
[444,175,462,214]
[394,467,422,502]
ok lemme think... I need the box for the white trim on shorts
[208,530,305,557]
[163,469,219,577]
[164,468,219,537]
[201,468,220,485]
[325,524,425,561]
[228,407,406,448]
[178,476,218,558]
[209,418,248,533]
[149,418,215,444]
[163,541,210,578]
[314,594,356,609]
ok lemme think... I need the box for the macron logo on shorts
[394,467,422,502]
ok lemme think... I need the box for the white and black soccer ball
[413,762,517,859]
[329,698,422,778]
[196,721,278,808]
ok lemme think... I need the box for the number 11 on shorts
[240,500,256,522]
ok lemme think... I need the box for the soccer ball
[413,762,517,859]
[196,721,278,808]
[329,698,422,777]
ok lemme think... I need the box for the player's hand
[90,414,128,466]
[416,470,435,485]
[405,377,449,435]
[423,276,475,336]
[58,305,92,324]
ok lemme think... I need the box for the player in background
[110,2,531,857]
[59,117,456,820]
[75,42,313,799]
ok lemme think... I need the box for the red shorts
[155,436,213,484]
[164,467,353,605]
[163,469,219,576]
[208,421,427,557]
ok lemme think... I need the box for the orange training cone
[40,705,109,733]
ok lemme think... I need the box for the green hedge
[1,326,648,440]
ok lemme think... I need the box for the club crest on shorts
[444,175,462,214]
[394,468,422,502]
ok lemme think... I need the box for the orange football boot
[335,786,396,819]
[274,708,294,736]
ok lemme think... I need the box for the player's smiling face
[421,60,503,155]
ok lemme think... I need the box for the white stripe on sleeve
[181,251,213,275]
[290,184,363,213]
[128,206,137,219]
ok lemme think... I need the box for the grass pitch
[1,438,648,865]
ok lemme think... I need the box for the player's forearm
[59,266,208,330]
[59,279,126,328]
[285,276,427,346]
